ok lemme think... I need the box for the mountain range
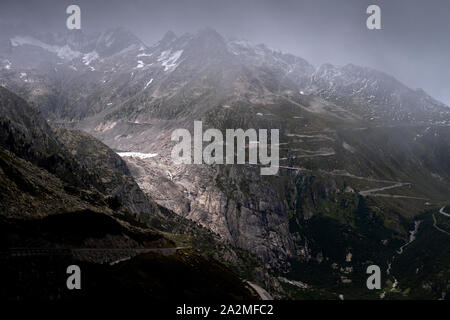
[0,25,449,300]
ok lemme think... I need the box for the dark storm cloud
[1,0,449,105]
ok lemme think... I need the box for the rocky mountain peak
[160,30,177,44]
[189,27,228,51]
[90,26,145,56]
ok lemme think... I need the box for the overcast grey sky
[1,0,449,105]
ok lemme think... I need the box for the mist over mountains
[0,24,449,300]
[2,0,450,107]
[1,26,448,124]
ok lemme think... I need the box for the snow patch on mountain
[135,60,144,69]
[157,50,171,61]
[82,51,99,66]
[158,50,183,72]
[137,52,152,57]
[117,152,158,159]
[10,36,81,60]
[3,60,12,70]
[144,78,153,89]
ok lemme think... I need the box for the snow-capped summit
[0,26,448,125]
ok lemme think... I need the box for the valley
[0,25,449,300]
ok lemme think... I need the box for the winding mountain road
[358,182,428,199]
[246,281,273,300]
[359,182,411,197]
[2,247,188,265]
[439,206,450,217]
[432,206,450,236]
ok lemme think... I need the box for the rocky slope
[0,86,261,301]
[0,86,155,217]
[0,25,449,299]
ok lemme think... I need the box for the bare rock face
[121,150,297,269]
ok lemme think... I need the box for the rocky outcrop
[0,86,158,217]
